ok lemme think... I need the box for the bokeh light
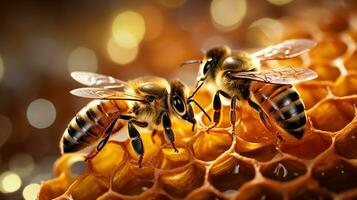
[159,0,186,8]
[140,6,164,41]
[26,98,56,129]
[9,153,35,177]
[0,55,4,81]
[0,114,12,148]
[112,11,145,48]
[210,0,246,29]
[107,37,139,65]
[67,47,98,73]
[0,171,22,193]
[246,18,283,46]
[22,183,40,200]
[266,0,294,6]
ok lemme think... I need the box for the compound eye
[172,95,186,115]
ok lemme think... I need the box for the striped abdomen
[252,82,306,139]
[61,100,127,153]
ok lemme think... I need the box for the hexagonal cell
[193,130,232,161]
[333,73,357,97]
[344,50,357,71]
[296,83,330,110]
[97,191,173,200]
[260,158,307,182]
[155,147,191,169]
[236,139,278,162]
[312,158,357,193]
[280,130,332,159]
[309,99,355,132]
[335,125,357,159]
[309,34,347,59]
[71,174,108,199]
[159,163,205,198]
[112,162,155,195]
[186,189,227,200]
[309,61,340,82]
[208,156,255,193]
[289,186,333,200]
[235,183,283,200]
[89,142,125,177]
[38,175,71,200]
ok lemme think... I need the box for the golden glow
[247,18,283,45]
[23,183,40,200]
[107,38,139,65]
[0,172,22,193]
[267,0,293,6]
[210,0,246,29]
[67,47,98,73]
[140,6,164,40]
[112,11,145,48]
[26,98,56,129]
[0,55,3,81]
[9,153,35,177]
[159,0,186,8]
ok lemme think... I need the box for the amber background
[0,0,356,199]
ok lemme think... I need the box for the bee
[60,72,204,167]
[182,39,318,139]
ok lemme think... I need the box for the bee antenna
[180,60,202,67]
[187,98,211,122]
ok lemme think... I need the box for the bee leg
[85,117,118,161]
[207,90,231,133]
[248,99,284,142]
[128,121,145,168]
[162,112,178,152]
[230,95,241,134]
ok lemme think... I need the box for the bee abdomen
[253,83,306,139]
[61,100,126,154]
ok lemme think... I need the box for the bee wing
[71,71,128,89]
[251,39,316,61]
[227,67,318,84]
[70,87,146,102]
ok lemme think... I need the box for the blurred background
[0,0,355,199]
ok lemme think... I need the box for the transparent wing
[227,67,318,84]
[70,87,146,102]
[252,39,316,61]
[71,71,127,89]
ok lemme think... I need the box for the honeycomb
[39,9,357,200]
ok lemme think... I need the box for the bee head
[169,80,196,127]
[199,46,231,81]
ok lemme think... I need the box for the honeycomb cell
[260,158,307,182]
[193,130,232,161]
[38,175,70,200]
[279,130,332,159]
[309,99,355,132]
[111,162,155,195]
[71,174,108,200]
[309,34,348,59]
[97,191,173,200]
[89,142,125,177]
[344,50,357,71]
[312,158,357,193]
[236,139,278,162]
[309,61,340,82]
[333,73,357,96]
[208,155,255,193]
[235,184,283,200]
[289,186,333,200]
[155,147,191,169]
[335,124,357,159]
[159,163,205,198]
[296,83,330,110]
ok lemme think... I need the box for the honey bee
[61,72,201,167]
[182,39,318,139]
